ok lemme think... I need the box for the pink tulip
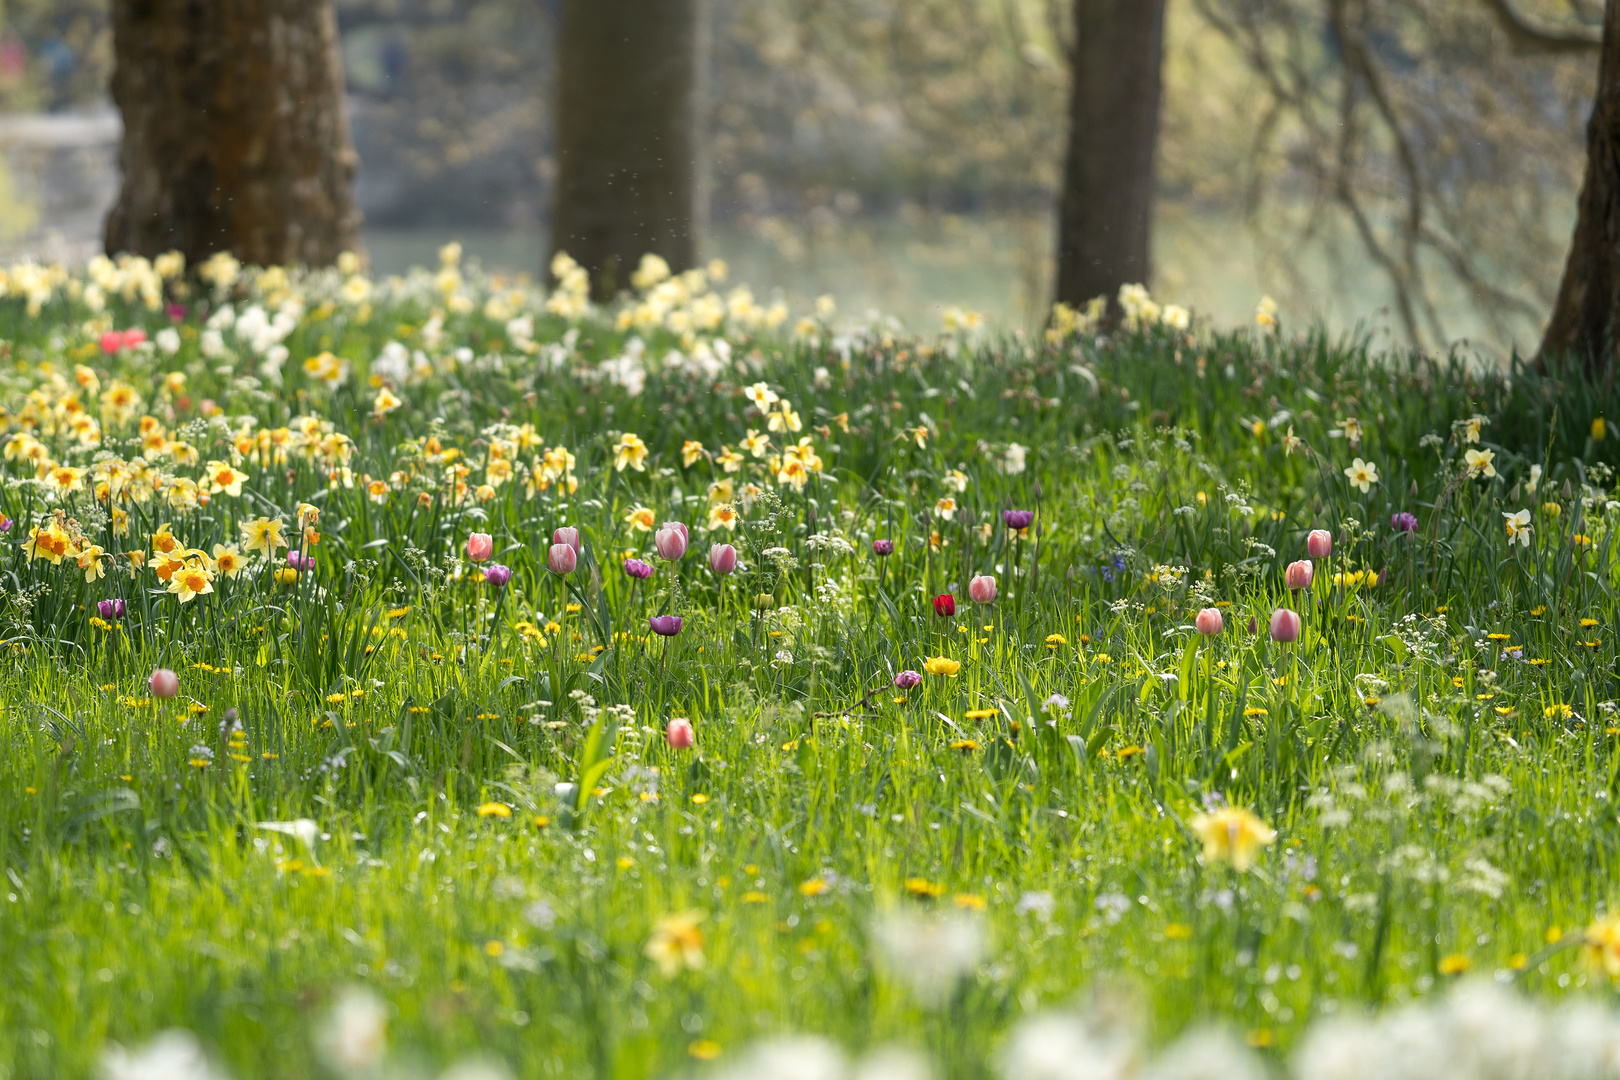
[1306,529,1332,559]
[547,543,577,576]
[466,532,493,563]
[968,574,997,604]
[149,668,179,698]
[122,328,147,349]
[708,543,737,575]
[666,717,695,749]
[1284,559,1313,592]
[655,522,689,561]
[1269,608,1301,643]
[553,526,581,556]
[1195,608,1223,636]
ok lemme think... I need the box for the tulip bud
[666,717,695,749]
[466,532,493,563]
[968,574,997,604]
[655,522,689,561]
[1284,559,1314,592]
[149,668,179,698]
[553,526,582,556]
[649,615,683,636]
[1269,608,1301,643]
[1306,529,1332,559]
[894,670,922,689]
[933,593,956,617]
[623,558,653,580]
[1003,509,1035,531]
[1195,607,1223,636]
[484,563,512,588]
[547,543,577,576]
[708,543,738,575]
[871,539,894,557]
[97,598,126,620]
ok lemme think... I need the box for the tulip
[872,539,894,557]
[1269,608,1301,643]
[968,574,997,604]
[666,718,695,749]
[649,615,683,637]
[484,563,512,588]
[623,558,653,579]
[1284,559,1313,591]
[1391,511,1418,534]
[708,543,737,575]
[1195,607,1223,635]
[893,670,922,689]
[547,543,577,576]
[655,522,689,561]
[122,328,148,349]
[1003,509,1035,531]
[149,668,179,698]
[553,526,581,556]
[1306,529,1332,558]
[97,598,126,620]
[466,532,493,563]
[275,567,298,586]
[100,330,124,355]
[287,550,315,571]
[933,593,956,617]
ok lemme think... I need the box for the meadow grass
[5,252,1620,1079]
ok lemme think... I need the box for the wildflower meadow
[12,246,1620,1080]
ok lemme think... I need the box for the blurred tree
[104,0,361,266]
[551,0,697,297]
[1540,0,1620,372]
[1055,0,1166,309]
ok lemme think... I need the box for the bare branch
[1478,0,1601,54]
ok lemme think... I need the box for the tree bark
[550,0,698,299]
[105,0,362,268]
[1541,0,1620,374]
[1054,0,1167,310]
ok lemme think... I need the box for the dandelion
[872,908,985,1005]
[1188,805,1277,871]
[316,986,388,1073]
[644,910,706,976]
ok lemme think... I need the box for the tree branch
[1479,0,1602,54]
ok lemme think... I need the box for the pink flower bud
[1284,559,1313,591]
[552,526,581,556]
[547,542,577,576]
[1195,607,1224,636]
[655,522,689,561]
[100,330,124,355]
[149,668,179,698]
[466,532,493,563]
[1269,608,1301,643]
[1306,529,1333,559]
[968,574,997,604]
[708,543,737,575]
[666,717,695,749]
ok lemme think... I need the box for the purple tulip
[894,670,922,689]
[483,563,512,588]
[287,550,315,571]
[649,615,683,637]
[1391,511,1418,534]
[1003,509,1035,531]
[872,539,894,557]
[624,558,653,580]
[97,598,126,620]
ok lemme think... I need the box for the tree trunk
[105,0,362,268]
[1541,0,1620,375]
[550,0,698,299]
[1054,0,1167,310]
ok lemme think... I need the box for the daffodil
[240,516,287,553]
[1504,509,1532,547]
[1344,457,1379,493]
[1463,448,1496,479]
[613,432,648,472]
[1188,805,1277,872]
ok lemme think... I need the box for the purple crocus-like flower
[872,539,894,557]
[287,550,315,571]
[1003,509,1035,530]
[483,563,512,588]
[649,615,683,637]
[624,558,653,580]
[1391,511,1418,534]
[97,598,126,620]
[893,670,922,690]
